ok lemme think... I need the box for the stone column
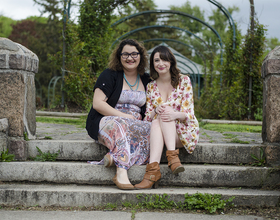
[261,46,280,167]
[0,38,39,160]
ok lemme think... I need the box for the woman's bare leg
[116,167,132,184]
[159,117,177,151]
[149,118,165,164]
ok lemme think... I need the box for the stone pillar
[0,38,39,160]
[261,46,280,167]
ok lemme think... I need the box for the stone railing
[0,37,39,160]
[261,45,280,167]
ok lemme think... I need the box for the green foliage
[229,138,249,144]
[199,123,262,133]
[30,146,60,162]
[48,23,97,109]
[182,193,234,214]
[136,193,234,214]
[254,108,263,121]
[197,17,266,120]
[0,16,16,37]
[0,150,15,162]
[137,194,177,210]
[78,0,131,73]
[251,147,266,166]
[104,203,117,210]
[36,116,86,128]
[114,0,158,50]
[265,37,280,51]
[23,132,29,141]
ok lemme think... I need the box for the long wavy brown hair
[150,45,181,88]
[108,39,148,75]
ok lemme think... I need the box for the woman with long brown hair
[86,39,151,190]
[135,45,199,189]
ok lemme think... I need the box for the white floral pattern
[144,74,199,154]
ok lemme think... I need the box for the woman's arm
[93,88,135,119]
[180,75,196,123]
[143,83,156,121]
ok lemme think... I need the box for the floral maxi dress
[87,90,151,170]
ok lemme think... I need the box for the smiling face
[153,52,171,76]
[120,45,140,72]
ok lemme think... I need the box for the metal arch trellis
[35,78,43,102]
[207,0,236,49]
[111,1,237,83]
[112,23,224,81]
[111,25,220,85]
[111,5,235,49]
[48,76,62,108]
[112,25,213,54]
[111,9,223,50]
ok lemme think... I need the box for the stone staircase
[0,139,279,208]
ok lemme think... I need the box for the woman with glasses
[86,39,151,190]
[134,45,199,189]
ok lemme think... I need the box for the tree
[78,0,131,74]
[0,16,16,38]
[265,37,280,51]
[113,0,158,50]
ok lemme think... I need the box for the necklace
[123,73,140,91]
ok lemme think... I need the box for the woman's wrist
[154,107,157,114]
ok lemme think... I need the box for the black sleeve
[93,69,117,99]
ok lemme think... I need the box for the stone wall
[0,38,39,160]
[261,45,280,167]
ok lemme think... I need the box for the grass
[199,122,262,133]
[229,138,250,144]
[222,133,237,139]
[36,117,262,134]
[36,116,87,128]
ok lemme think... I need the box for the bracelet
[154,107,157,114]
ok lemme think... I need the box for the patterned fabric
[144,74,199,154]
[87,90,151,170]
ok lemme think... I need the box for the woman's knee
[151,118,160,126]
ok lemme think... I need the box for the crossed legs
[149,116,183,164]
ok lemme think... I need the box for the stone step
[0,183,279,208]
[1,162,279,188]
[27,140,265,165]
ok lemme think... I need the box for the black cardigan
[86,68,151,140]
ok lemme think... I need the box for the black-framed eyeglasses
[121,52,140,59]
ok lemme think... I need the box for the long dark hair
[150,45,181,88]
[108,39,148,75]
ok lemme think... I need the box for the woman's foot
[166,149,185,174]
[134,162,161,189]
[112,175,134,190]
[104,154,115,167]
[112,168,134,190]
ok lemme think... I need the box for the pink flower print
[172,92,178,100]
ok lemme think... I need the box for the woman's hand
[123,113,136,120]
[158,105,177,122]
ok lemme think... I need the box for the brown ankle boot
[166,149,185,174]
[134,162,161,189]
